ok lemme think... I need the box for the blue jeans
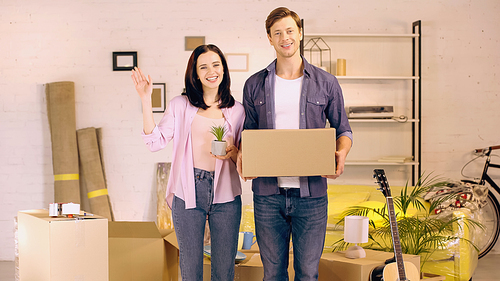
[254,188,328,281]
[172,168,242,281]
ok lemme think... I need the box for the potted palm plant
[210,124,227,156]
[332,173,483,274]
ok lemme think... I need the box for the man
[237,7,353,281]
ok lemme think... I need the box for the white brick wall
[1,0,499,260]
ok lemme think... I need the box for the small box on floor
[108,221,179,281]
[318,249,420,281]
[17,209,108,281]
[203,251,294,281]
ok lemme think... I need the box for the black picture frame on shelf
[113,51,137,71]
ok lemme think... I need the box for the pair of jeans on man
[173,168,241,281]
[254,188,328,281]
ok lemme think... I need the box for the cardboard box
[242,128,336,177]
[203,252,294,281]
[17,209,108,281]
[318,249,420,281]
[108,222,179,281]
[109,222,164,281]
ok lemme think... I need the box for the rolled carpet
[45,81,80,204]
[77,127,113,220]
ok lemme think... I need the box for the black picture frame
[113,51,137,71]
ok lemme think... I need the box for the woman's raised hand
[131,67,153,100]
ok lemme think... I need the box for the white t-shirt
[274,75,303,188]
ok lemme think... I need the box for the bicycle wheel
[477,190,500,259]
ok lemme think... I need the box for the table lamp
[344,215,369,259]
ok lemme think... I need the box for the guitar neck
[386,196,407,281]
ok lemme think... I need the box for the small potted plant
[210,124,227,156]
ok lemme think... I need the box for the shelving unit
[336,76,419,80]
[302,21,422,185]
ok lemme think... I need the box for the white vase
[211,140,227,156]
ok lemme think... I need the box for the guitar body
[370,262,420,281]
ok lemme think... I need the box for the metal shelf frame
[301,20,422,185]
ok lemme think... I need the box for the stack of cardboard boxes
[18,210,426,281]
[17,129,441,280]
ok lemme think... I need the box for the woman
[131,44,245,281]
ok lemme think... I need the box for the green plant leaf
[331,172,484,270]
[209,124,227,141]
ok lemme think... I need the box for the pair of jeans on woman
[173,168,241,281]
[254,187,328,281]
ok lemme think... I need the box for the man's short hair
[265,7,302,35]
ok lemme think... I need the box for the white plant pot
[211,140,227,156]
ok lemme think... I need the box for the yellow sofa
[239,184,479,281]
[325,184,478,281]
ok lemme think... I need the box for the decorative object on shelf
[344,216,369,259]
[226,53,249,72]
[337,58,346,76]
[185,36,205,51]
[112,51,137,71]
[346,105,394,119]
[303,37,331,73]
[152,83,166,113]
[210,124,227,156]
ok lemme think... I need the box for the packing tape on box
[87,188,108,199]
[54,173,79,181]
[74,219,85,248]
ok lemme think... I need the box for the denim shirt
[242,57,353,198]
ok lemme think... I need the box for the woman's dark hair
[183,44,234,109]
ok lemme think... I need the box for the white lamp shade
[344,216,369,244]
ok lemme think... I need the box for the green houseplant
[210,124,227,156]
[332,173,483,270]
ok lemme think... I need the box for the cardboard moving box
[203,252,295,281]
[242,128,336,177]
[318,249,420,281]
[18,209,108,281]
[109,222,164,281]
[108,222,179,281]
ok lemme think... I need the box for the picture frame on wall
[225,53,249,72]
[152,83,166,113]
[185,36,205,51]
[113,51,137,71]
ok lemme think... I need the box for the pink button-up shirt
[142,95,245,209]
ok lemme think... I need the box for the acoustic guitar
[370,169,420,281]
